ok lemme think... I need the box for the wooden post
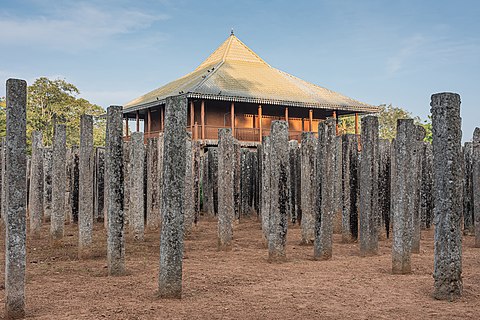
[201,100,205,140]
[190,101,194,131]
[125,117,129,137]
[285,107,289,123]
[333,110,338,135]
[136,110,140,132]
[258,105,263,142]
[309,109,313,132]
[231,102,235,137]
[147,108,152,134]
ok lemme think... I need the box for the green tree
[376,104,422,141]
[420,116,432,143]
[26,77,105,147]
[337,115,356,135]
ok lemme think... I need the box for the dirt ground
[0,216,478,320]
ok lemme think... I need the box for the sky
[1,0,479,139]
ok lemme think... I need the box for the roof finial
[230,28,234,36]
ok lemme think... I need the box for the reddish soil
[0,216,478,319]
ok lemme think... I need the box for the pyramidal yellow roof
[124,34,379,113]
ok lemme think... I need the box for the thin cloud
[387,34,425,75]
[0,2,168,52]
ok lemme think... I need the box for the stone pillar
[29,131,44,238]
[129,132,145,240]
[159,96,187,298]
[421,142,434,229]
[5,79,27,319]
[240,149,249,216]
[333,136,343,234]
[261,136,271,244]
[378,139,391,239]
[146,137,160,230]
[202,149,210,214]
[123,141,131,227]
[208,148,218,216]
[462,142,474,234]
[289,140,299,224]
[268,121,289,262]
[43,147,53,222]
[472,127,480,246]
[158,133,164,223]
[106,105,125,276]
[217,128,235,250]
[391,119,415,274]
[78,115,94,257]
[184,133,195,235]
[359,116,379,256]
[411,125,426,253]
[70,146,80,223]
[65,147,72,223]
[341,134,359,242]
[300,132,316,244]
[314,119,335,260]
[51,124,66,243]
[0,138,5,223]
[193,141,201,225]
[94,147,106,222]
[233,141,241,221]
[431,92,463,300]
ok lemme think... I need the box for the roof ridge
[190,60,225,93]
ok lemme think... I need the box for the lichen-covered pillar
[202,149,210,214]
[106,105,125,276]
[261,136,271,244]
[78,115,94,257]
[289,140,299,224]
[157,133,164,223]
[391,119,415,274]
[65,147,72,223]
[378,139,391,239]
[314,119,335,260]
[462,142,474,234]
[268,121,289,262]
[207,148,218,216]
[159,96,187,298]
[240,149,249,216]
[333,135,343,234]
[411,125,426,253]
[29,131,44,238]
[43,147,53,222]
[472,127,480,247]
[217,128,235,250]
[300,132,316,244]
[358,115,379,256]
[5,79,27,319]
[193,141,201,225]
[94,147,106,223]
[341,134,359,243]
[123,141,131,226]
[431,92,463,300]
[184,133,195,235]
[129,132,145,241]
[421,142,433,229]
[51,124,66,243]
[233,141,241,221]
[146,137,160,230]
[69,146,80,223]
[0,138,5,223]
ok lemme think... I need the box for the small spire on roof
[230,28,234,36]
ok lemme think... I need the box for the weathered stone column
[5,79,27,319]
[431,92,463,300]
[78,115,94,257]
[391,119,415,274]
[29,131,44,238]
[333,135,343,234]
[0,138,5,223]
[411,125,426,253]
[193,141,201,225]
[207,148,218,216]
[421,142,434,229]
[123,141,131,226]
[462,142,474,234]
[184,133,195,235]
[51,124,66,243]
[341,134,359,242]
[157,133,164,223]
[94,147,106,222]
[314,119,335,260]
[129,132,145,241]
[268,121,289,262]
[69,146,80,223]
[300,132,316,244]
[472,127,480,247]
[159,96,187,298]
[43,147,53,222]
[288,141,299,224]
[202,149,210,214]
[146,137,160,230]
[106,105,125,276]
[378,139,391,239]
[261,136,271,244]
[359,115,379,256]
[217,128,235,250]
[233,141,241,221]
